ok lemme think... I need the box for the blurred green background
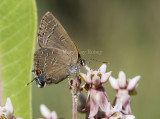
[32,0,160,119]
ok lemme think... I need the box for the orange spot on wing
[36,70,41,76]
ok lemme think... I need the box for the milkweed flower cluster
[39,64,140,119]
[80,64,112,118]
[0,98,22,119]
[109,71,141,115]
[78,64,140,119]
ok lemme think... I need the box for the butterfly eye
[79,59,86,66]
[80,61,83,65]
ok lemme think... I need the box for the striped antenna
[89,58,110,64]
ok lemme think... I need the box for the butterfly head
[79,58,86,66]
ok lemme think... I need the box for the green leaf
[0,0,37,118]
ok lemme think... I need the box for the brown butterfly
[27,12,85,88]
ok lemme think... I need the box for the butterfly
[27,12,85,88]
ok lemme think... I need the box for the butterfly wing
[34,48,73,84]
[37,12,79,63]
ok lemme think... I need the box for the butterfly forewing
[37,12,78,63]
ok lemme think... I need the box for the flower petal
[80,73,92,84]
[113,102,122,112]
[127,75,141,91]
[105,103,113,117]
[5,98,14,114]
[118,71,127,88]
[89,101,99,118]
[99,92,110,112]
[88,89,100,118]
[98,64,107,74]
[106,102,122,118]
[51,111,58,119]
[40,104,51,118]
[101,71,112,83]
[109,76,119,90]
[124,115,135,119]
[122,103,132,115]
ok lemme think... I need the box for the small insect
[26,12,86,88]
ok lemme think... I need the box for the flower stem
[72,95,78,119]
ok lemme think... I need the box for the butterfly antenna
[25,78,36,86]
[89,58,110,64]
